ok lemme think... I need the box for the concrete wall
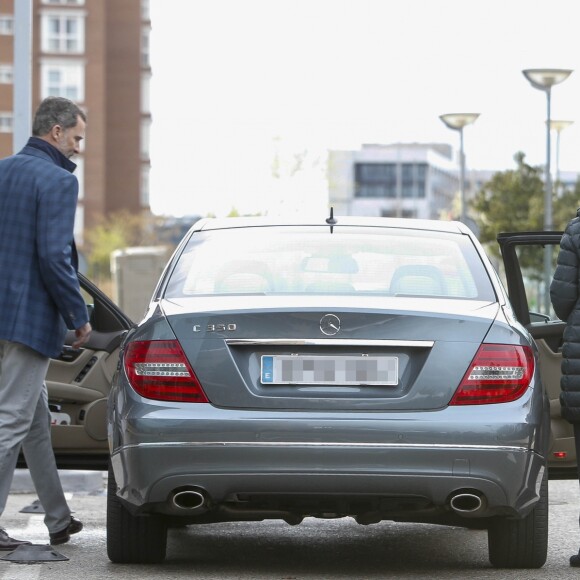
[110,246,167,322]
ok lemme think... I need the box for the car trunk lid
[162,296,498,411]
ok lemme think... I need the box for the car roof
[192,216,471,235]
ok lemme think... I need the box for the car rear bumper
[110,439,546,521]
[109,387,548,523]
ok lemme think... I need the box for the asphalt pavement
[2,471,580,579]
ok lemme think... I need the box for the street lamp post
[522,69,573,315]
[439,113,480,224]
[13,0,32,153]
[549,119,574,196]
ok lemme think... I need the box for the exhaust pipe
[171,489,207,511]
[449,491,486,515]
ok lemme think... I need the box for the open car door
[44,272,134,470]
[498,230,575,478]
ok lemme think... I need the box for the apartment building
[0,0,151,245]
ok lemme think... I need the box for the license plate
[260,355,398,385]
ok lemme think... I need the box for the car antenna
[326,207,337,233]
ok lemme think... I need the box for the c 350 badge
[193,323,237,333]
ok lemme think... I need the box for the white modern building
[328,142,469,220]
[556,170,580,195]
[328,142,580,223]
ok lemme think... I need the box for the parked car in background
[103,215,554,568]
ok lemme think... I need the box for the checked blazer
[0,144,89,358]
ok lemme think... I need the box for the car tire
[106,463,168,563]
[487,468,548,569]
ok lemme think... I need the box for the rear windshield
[164,226,496,301]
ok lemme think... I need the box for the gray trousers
[0,339,71,533]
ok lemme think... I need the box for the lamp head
[439,113,480,131]
[549,119,574,132]
[523,68,573,91]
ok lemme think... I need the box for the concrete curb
[11,469,105,494]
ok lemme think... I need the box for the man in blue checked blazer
[0,97,92,549]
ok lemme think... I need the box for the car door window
[509,243,561,322]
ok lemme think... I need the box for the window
[74,206,84,247]
[73,157,84,244]
[0,112,13,133]
[141,0,150,20]
[141,72,151,114]
[41,13,85,53]
[165,226,495,301]
[355,163,427,199]
[402,163,427,198]
[0,64,13,84]
[43,0,84,5]
[141,119,150,159]
[141,28,150,68]
[141,165,150,207]
[75,157,84,200]
[41,63,84,101]
[0,15,14,35]
[356,163,396,184]
[355,163,396,198]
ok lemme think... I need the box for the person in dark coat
[550,207,580,567]
[0,97,91,549]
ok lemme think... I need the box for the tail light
[450,344,534,405]
[123,340,209,403]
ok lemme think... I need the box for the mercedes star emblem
[320,314,341,336]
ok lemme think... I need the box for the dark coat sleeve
[550,215,580,422]
[551,219,580,322]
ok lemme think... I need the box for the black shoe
[571,554,580,567]
[49,516,83,545]
[0,527,32,550]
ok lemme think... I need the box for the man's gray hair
[32,96,86,136]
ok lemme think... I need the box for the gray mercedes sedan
[106,216,549,568]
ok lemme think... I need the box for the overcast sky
[148,0,580,218]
